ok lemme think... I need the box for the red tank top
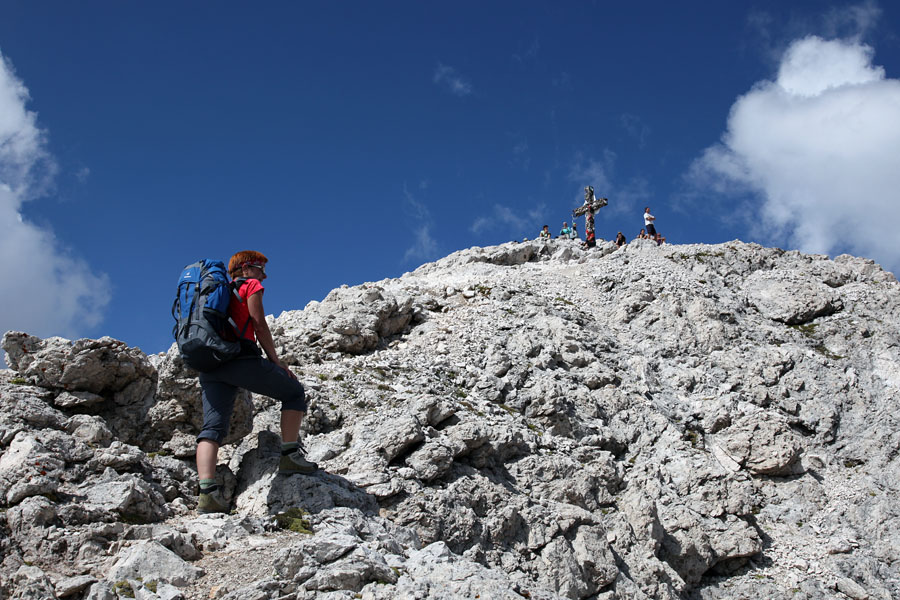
[228,278,264,341]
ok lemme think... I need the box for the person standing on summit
[195,250,317,513]
[643,207,657,238]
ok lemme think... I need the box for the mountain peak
[2,239,899,599]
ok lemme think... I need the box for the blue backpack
[172,259,247,371]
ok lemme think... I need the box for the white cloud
[433,63,473,97]
[75,166,91,183]
[472,151,653,240]
[746,1,882,67]
[619,113,650,149]
[0,56,52,197]
[569,152,614,196]
[470,202,546,237]
[0,51,110,342]
[509,132,530,171]
[568,151,650,217]
[822,1,881,39]
[403,224,439,264]
[615,177,653,216]
[689,35,900,273]
[402,183,440,264]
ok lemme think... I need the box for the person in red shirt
[195,250,316,513]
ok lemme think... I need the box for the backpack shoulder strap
[231,277,248,302]
[228,277,254,339]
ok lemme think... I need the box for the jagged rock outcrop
[273,285,420,357]
[2,238,899,600]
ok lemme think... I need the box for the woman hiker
[196,250,317,513]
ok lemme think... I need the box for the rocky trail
[2,238,899,599]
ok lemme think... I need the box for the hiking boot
[279,442,318,474]
[197,488,229,514]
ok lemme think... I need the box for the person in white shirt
[643,207,657,238]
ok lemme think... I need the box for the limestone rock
[107,539,204,586]
[742,269,842,325]
[0,432,65,504]
[371,541,566,600]
[3,239,900,600]
[55,574,98,598]
[79,475,170,523]
[273,285,418,357]
[718,414,802,476]
[2,333,154,394]
[7,565,56,600]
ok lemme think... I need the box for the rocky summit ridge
[2,238,900,600]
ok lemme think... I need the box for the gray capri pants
[198,356,307,444]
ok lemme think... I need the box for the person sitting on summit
[569,222,579,240]
[539,225,551,240]
[615,232,626,247]
[560,222,572,238]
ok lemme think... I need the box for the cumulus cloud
[433,63,473,97]
[689,35,900,273]
[0,51,110,342]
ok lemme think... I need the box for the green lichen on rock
[113,580,135,598]
[275,507,313,534]
[790,323,818,336]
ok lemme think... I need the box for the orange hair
[228,250,268,277]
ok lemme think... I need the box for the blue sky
[1,1,899,359]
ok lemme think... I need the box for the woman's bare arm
[247,291,297,379]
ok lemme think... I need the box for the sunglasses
[245,262,266,273]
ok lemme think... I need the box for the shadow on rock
[232,431,379,517]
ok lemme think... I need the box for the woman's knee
[282,384,307,412]
[199,395,235,444]
[196,428,227,445]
